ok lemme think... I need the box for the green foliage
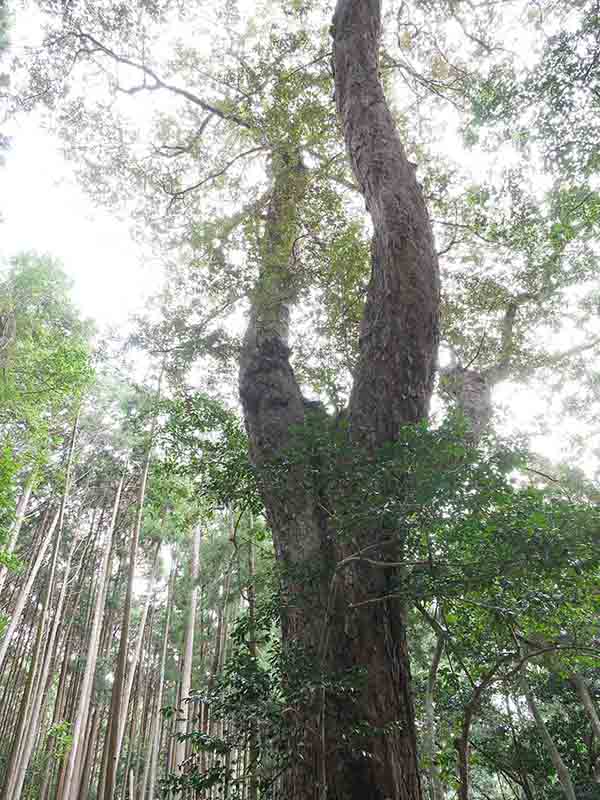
[47,720,73,761]
[162,590,291,799]
[0,443,18,547]
[164,417,600,797]
[0,253,94,460]
[156,393,261,512]
[277,415,599,617]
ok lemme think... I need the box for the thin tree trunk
[424,629,445,800]
[0,615,32,739]
[77,706,101,800]
[60,474,125,800]
[147,568,174,800]
[0,411,79,675]
[8,535,80,800]
[103,461,153,799]
[0,471,34,596]
[571,672,600,744]
[247,533,259,800]
[174,527,201,771]
[0,506,59,675]
[519,658,576,800]
[0,606,46,798]
[116,542,161,768]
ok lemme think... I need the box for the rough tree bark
[239,1,439,798]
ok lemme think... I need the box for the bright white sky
[0,115,163,328]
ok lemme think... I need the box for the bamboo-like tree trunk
[519,661,576,800]
[59,474,125,800]
[174,526,201,772]
[102,456,153,800]
[0,471,35,597]
[147,568,174,800]
[424,630,446,800]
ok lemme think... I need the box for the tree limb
[74,31,254,131]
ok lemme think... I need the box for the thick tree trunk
[239,2,439,798]
[334,0,439,444]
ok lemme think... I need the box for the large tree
[239,1,438,797]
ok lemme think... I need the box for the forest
[0,0,600,798]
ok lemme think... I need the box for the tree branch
[165,145,266,208]
[74,31,254,131]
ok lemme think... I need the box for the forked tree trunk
[239,1,439,798]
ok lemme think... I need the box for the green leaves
[156,392,261,512]
[0,253,94,464]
